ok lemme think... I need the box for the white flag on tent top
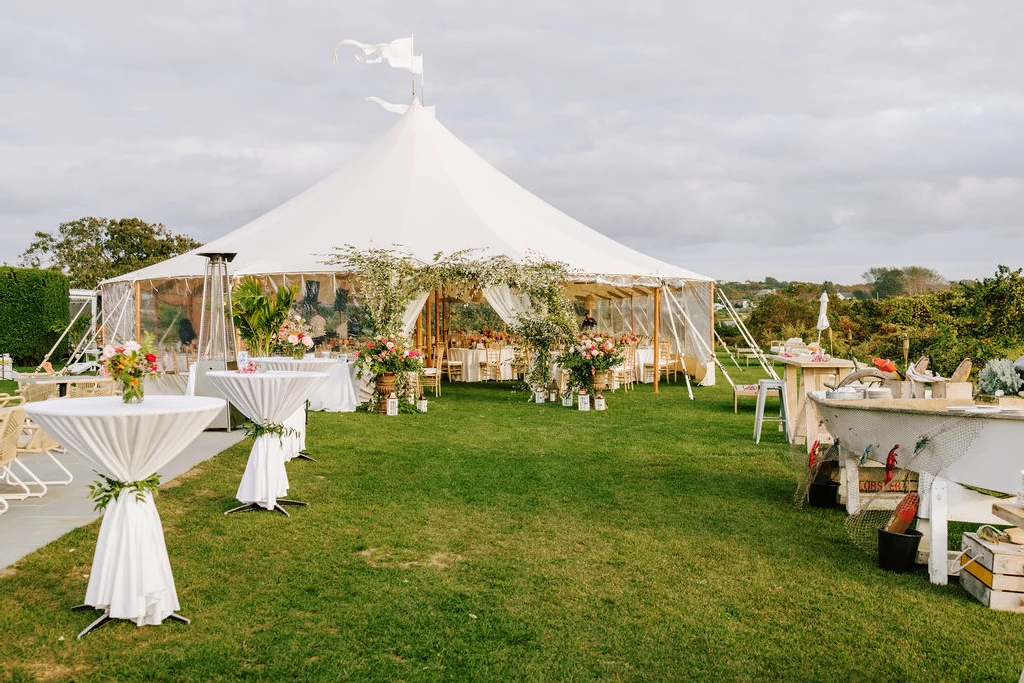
[333,37,423,75]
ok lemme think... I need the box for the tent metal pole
[715,327,742,368]
[653,288,661,394]
[663,286,693,400]
[716,288,778,380]
[38,298,89,371]
[134,282,142,340]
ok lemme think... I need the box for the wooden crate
[959,532,1024,612]
[839,462,918,509]
[932,382,972,400]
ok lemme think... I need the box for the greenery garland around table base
[87,473,161,511]
[244,421,298,441]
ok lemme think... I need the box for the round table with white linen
[206,370,328,516]
[250,356,357,413]
[634,347,654,383]
[249,357,356,462]
[23,395,225,638]
[447,347,516,382]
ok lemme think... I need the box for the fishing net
[839,411,984,555]
[796,401,986,556]
[791,440,841,507]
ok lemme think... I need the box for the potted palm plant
[232,277,297,358]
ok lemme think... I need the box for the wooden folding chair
[421,345,444,397]
[480,344,502,381]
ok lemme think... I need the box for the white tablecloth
[24,396,224,626]
[635,347,654,383]
[144,373,189,395]
[251,356,356,413]
[448,347,516,382]
[206,371,327,510]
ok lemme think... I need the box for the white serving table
[250,357,352,462]
[206,370,327,516]
[447,347,515,382]
[23,395,224,638]
[14,372,115,397]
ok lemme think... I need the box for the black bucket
[877,528,923,573]
[808,480,840,508]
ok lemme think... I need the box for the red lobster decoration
[883,445,899,485]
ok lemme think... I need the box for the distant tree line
[20,217,201,289]
[859,265,946,299]
[718,265,944,304]
[743,265,1024,375]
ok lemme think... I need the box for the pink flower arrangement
[352,333,424,377]
[560,333,625,392]
[100,332,159,403]
[276,315,316,357]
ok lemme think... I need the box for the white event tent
[102,102,717,386]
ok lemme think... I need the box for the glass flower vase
[292,348,307,360]
[120,379,144,404]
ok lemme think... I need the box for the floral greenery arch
[324,246,577,389]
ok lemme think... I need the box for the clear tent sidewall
[102,274,716,387]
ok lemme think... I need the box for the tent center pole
[653,288,661,394]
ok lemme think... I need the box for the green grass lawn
[2,364,1021,681]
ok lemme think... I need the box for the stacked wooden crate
[959,532,1024,613]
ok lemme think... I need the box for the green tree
[745,282,822,341]
[902,266,946,296]
[19,217,202,288]
[862,266,905,299]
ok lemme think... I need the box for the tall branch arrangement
[327,246,438,337]
[325,246,577,389]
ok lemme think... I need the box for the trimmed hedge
[0,267,70,365]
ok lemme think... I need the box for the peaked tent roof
[107,103,712,288]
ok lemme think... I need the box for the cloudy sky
[2,1,1022,283]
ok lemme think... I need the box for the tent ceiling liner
[104,103,712,289]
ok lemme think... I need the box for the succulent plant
[978,358,1023,396]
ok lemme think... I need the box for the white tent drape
[482,285,535,326]
[402,292,430,335]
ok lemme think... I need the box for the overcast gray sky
[2,1,1022,283]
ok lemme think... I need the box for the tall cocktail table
[206,370,327,516]
[24,395,225,638]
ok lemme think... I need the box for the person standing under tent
[309,312,327,345]
[177,316,196,350]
